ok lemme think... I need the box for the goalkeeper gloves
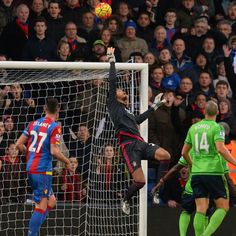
[151,93,166,110]
[107,47,116,63]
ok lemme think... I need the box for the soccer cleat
[152,191,160,205]
[121,199,130,215]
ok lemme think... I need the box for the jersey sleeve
[23,122,31,137]
[184,128,192,145]
[178,156,188,167]
[50,125,62,145]
[214,125,225,142]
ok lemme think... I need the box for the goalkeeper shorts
[120,139,159,173]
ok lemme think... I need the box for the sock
[193,212,206,236]
[28,208,46,236]
[179,210,191,236]
[124,181,145,202]
[202,208,227,236]
[42,205,53,223]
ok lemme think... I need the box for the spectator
[149,66,165,96]
[0,0,15,36]
[171,38,193,76]
[216,20,232,39]
[176,0,203,33]
[191,52,209,84]
[178,77,194,109]
[159,166,188,208]
[62,0,86,27]
[183,17,226,59]
[28,0,46,29]
[201,36,223,77]
[5,83,36,133]
[56,40,72,61]
[0,119,7,158]
[164,9,178,44]
[3,115,16,142]
[136,10,155,43]
[116,1,132,24]
[87,39,106,62]
[95,144,126,202]
[214,78,231,101]
[129,52,144,63]
[0,4,30,60]
[144,52,158,67]
[61,21,88,61]
[138,0,162,25]
[77,11,100,47]
[186,91,206,125]
[226,1,236,33]
[61,157,83,202]
[149,25,170,58]
[22,17,57,61]
[158,48,172,66]
[44,0,66,43]
[149,90,185,165]
[0,143,26,204]
[217,98,236,139]
[161,62,181,91]
[103,15,123,41]
[194,71,215,98]
[116,20,148,62]
[100,28,121,62]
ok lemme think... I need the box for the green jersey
[184,119,225,175]
[178,156,192,194]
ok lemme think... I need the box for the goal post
[0,61,148,236]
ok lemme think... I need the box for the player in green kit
[182,100,236,236]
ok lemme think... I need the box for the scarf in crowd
[16,18,28,38]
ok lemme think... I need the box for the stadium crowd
[0,0,236,208]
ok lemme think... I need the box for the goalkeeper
[107,47,171,215]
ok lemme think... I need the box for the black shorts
[120,140,159,173]
[181,193,195,214]
[191,175,229,200]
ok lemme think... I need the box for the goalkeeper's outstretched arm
[107,47,117,108]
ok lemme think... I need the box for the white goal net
[0,62,148,236]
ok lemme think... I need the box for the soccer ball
[95,3,112,20]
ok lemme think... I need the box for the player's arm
[135,93,166,124]
[215,141,236,166]
[50,126,72,170]
[153,163,184,193]
[107,47,118,108]
[50,144,70,166]
[15,134,28,154]
[181,143,192,166]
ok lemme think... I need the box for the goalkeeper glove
[107,47,116,63]
[151,93,166,110]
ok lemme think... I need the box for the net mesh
[0,65,142,236]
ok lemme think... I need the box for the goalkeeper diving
[106,47,171,215]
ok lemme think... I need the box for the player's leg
[201,175,229,236]
[41,193,57,223]
[179,193,195,236]
[202,198,229,236]
[191,175,209,236]
[28,174,52,236]
[122,167,145,215]
[193,198,209,236]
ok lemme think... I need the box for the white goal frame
[0,61,149,236]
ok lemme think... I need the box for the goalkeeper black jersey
[107,62,153,144]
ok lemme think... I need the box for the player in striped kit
[16,97,72,236]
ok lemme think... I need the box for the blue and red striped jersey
[23,116,61,173]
